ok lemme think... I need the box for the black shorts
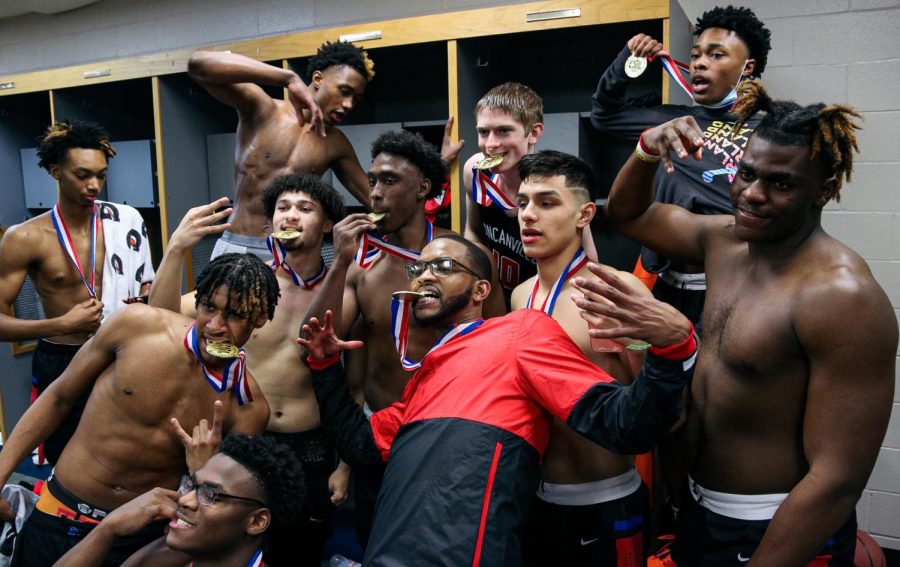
[13,479,165,567]
[263,428,337,567]
[522,474,648,567]
[671,484,856,566]
[31,340,88,466]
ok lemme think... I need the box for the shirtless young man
[56,434,306,567]
[601,82,897,565]
[0,254,273,566]
[0,120,155,465]
[150,175,349,566]
[188,41,373,259]
[511,150,650,566]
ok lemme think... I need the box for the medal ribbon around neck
[649,51,740,110]
[354,221,434,270]
[526,247,588,315]
[50,203,100,298]
[471,168,517,211]
[183,323,253,405]
[390,295,484,371]
[266,236,327,289]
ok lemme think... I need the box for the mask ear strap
[735,59,750,85]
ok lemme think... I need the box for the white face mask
[701,58,750,109]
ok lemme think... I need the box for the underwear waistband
[36,339,84,355]
[35,475,110,523]
[537,468,642,506]
[658,270,707,291]
[220,230,269,250]
[689,476,787,521]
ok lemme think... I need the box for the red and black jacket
[310,309,696,567]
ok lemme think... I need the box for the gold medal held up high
[474,154,504,170]
[624,54,647,78]
[273,230,301,240]
[206,341,239,359]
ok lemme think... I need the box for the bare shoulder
[594,264,652,296]
[0,214,51,259]
[511,274,536,310]
[107,303,190,341]
[325,124,354,154]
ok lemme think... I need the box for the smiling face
[475,107,543,174]
[270,190,332,253]
[689,27,754,105]
[50,148,109,208]
[312,65,367,126]
[194,286,267,362]
[517,174,594,260]
[730,136,833,243]
[367,152,430,234]
[166,454,269,559]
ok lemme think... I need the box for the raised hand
[171,400,224,474]
[440,115,465,166]
[570,263,692,348]
[287,77,325,137]
[101,487,181,537]
[297,310,364,360]
[331,213,377,262]
[168,197,233,253]
[626,33,663,59]
[641,116,706,174]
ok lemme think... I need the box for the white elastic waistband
[537,468,642,506]
[363,402,374,420]
[659,270,707,291]
[689,477,787,521]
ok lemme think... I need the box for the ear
[472,278,492,304]
[742,58,756,79]
[815,175,839,206]
[416,177,432,202]
[311,70,324,89]
[246,508,271,536]
[49,164,61,181]
[576,201,596,229]
[322,219,334,234]
[527,122,545,145]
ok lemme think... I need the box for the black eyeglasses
[405,257,481,280]
[178,474,267,508]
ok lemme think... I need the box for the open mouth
[414,286,440,306]
[691,76,710,94]
[169,516,197,529]
[521,228,542,244]
[330,111,345,124]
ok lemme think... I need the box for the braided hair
[36,119,116,172]
[733,80,862,202]
[194,254,280,322]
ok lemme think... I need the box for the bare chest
[237,113,331,179]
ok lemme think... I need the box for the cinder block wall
[1,0,897,550]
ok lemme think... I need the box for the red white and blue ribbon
[266,236,327,289]
[50,203,99,298]
[526,247,588,315]
[183,323,253,405]
[354,221,434,269]
[649,51,739,110]
[390,295,484,371]
[471,168,517,211]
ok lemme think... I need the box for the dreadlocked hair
[695,5,772,77]
[219,434,306,527]
[194,254,280,322]
[36,119,116,172]
[307,40,375,82]
[733,80,862,202]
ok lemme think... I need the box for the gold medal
[273,230,301,240]
[624,54,647,78]
[205,341,239,359]
[474,154,504,170]
[392,291,426,301]
[368,212,386,222]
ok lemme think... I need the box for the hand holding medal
[623,33,663,79]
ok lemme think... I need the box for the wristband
[648,323,697,360]
[306,352,340,370]
[635,129,662,163]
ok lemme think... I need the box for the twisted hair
[695,5,772,77]
[219,434,306,527]
[262,173,347,224]
[194,254,280,322]
[733,80,862,202]
[371,130,447,200]
[36,119,116,172]
[307,40,375,82]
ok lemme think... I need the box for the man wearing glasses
[300,234,699,567]
[55,434,305,567]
